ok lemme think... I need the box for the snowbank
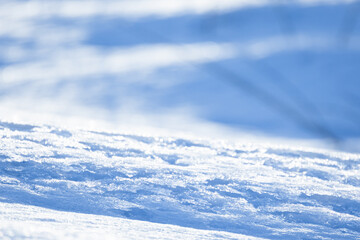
[0,120,359,239]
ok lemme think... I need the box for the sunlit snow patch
[0,120,359,239]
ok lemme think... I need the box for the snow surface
[1,0,360,238]
[0,120,360,239]
[0,203,261,240]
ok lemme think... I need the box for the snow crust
[0,121,359,239]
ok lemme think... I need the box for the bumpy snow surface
[1,121,360,240]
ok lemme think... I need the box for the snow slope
[1,1,360,238]
[1,120,360,239]
[0,203,261,240]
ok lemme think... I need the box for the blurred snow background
[1,0,360,149]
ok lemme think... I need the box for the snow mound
[0,203,261,240]
[0,121,360,239]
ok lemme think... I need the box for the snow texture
[1,121,359,239]
[1,1,360,237]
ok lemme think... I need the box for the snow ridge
[0,121,360,239]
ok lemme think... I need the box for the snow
[1,0,360,238]
[1,121,359,239]
[1,43,234,85]
[1,0,356,20]
[0,203,262,240]
[1,0,360,146]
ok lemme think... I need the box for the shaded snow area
[0,121,360,239]
[1,0,360,149]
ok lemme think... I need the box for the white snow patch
[0,120,359,239]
